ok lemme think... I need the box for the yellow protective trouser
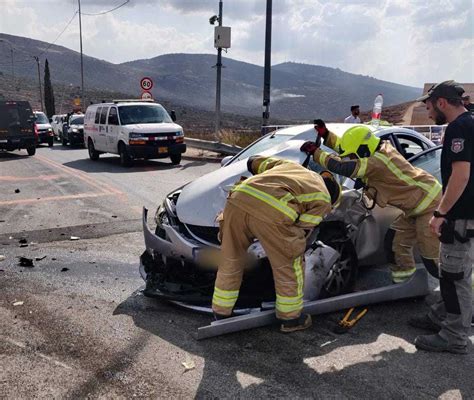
[212,202,307,320]
[390,211,439,283]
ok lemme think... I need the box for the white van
[84,100,186,167]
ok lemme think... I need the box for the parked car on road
[61,113,84,146]
[0,100,36,156]
[50,114,67,140]
[140,123,440,313]
[33,111,54,147]
[84,100,186,167]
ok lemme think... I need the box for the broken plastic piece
[13,301,24,306]
[70,236,80,241]
[61,267,69,272]
[18,257,34,267]
[14,189,20,193]
[182,360,195,372]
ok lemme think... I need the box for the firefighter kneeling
[212,156,341,333]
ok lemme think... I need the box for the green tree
[43,59,55,118]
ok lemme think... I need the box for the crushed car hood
[176,139,312,226]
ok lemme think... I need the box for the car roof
[271,123,424,138]
[89,102,163,107]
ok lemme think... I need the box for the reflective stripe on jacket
[229,156,332,229]
[313,131,441,215]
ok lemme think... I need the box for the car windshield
[70,116,84,125]
[118,104,172,125]
[35,113,49,124]
[230,133,294,163]
[410,147,442,182]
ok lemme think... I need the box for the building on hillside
[411,83,474,125]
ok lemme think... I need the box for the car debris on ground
[17,257,34,267]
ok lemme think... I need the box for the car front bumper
[129,143,186,159]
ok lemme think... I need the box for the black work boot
[280,314,312,333]
[415,334,468,355]
[408,314,441,332]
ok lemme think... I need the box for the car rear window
[0,102,33,128]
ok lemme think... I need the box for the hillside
[0,33,422,122]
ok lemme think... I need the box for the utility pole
[214,0,223,138]
[78,0,85,110]
[0,39,14,83]
[34,56,44,111]
[261,0,272,134]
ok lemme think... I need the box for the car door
[106,106,119,152]
[392,132,432,159]
[408,145,442,182]
[94,106,108,151]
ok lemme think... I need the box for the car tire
[170,154,182,165]
[48,138,54,147]
[26,146,36,156]
[316,221,358,298]
[88,139,100,161]
[119,143,133,167]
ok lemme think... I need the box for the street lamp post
[78,0,85,110]
[33,56,44,112]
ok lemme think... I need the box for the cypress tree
[44,59,55,117]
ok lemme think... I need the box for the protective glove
[313,119,329,139]
[300,139,320,155]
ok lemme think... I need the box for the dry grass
[186,128,261,148]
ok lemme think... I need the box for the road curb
[182,154,222,163]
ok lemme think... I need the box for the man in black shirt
[411,81,474,354]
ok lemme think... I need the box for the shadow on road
[63,157,180,173]
[114,294,474,398]
[0,152,30,162]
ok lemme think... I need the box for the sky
[0,0,472,87]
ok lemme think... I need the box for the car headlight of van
[72,128,78,133]
[175,131,183,136]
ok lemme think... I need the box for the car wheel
[26,146,36,156]
[170,154,182,165]
[88,139,100,161]
[319,238,358,298]
[48,138,54,147]
[119,143,133,167]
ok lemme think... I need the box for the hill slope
[0,33,421,121]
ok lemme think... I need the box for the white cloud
[0,0,472,86]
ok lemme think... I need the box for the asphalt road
[1,145,473,399]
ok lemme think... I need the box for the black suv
[61,114,84,146]
[0,100,36,156]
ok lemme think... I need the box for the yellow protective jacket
[228,156,332,229]
[313,131,441,216]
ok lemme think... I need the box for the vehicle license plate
[158,147,168,153]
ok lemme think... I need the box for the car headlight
[154,203,169,227]
[175,131,183,136]
[72,128,78,133]
[47,128,52,132]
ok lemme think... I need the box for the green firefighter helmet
[339,126,380,158]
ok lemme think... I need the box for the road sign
[140,77,153,91]
[141,91,153,100]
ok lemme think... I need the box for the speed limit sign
[141,91,153,100]
[140,77,153,91]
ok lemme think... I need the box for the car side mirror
[221,155,233,167]
[170,110,177,122]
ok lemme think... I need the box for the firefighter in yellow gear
[301,120,441,283]
[212,155,341,332]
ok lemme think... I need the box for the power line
[81,0,130,16]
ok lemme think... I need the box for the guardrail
[184,137,242,155]
[185,123,447,155]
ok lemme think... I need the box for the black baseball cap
[350,105,360,111]
[416,80,465,103]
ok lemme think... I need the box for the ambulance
[84,100,186,166]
